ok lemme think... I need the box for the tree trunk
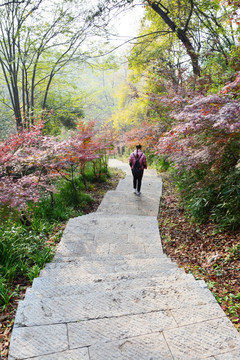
[176,28,201,77]
[149,1,201,77]
[42,72,54,113]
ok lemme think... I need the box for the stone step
[26,276,207,299]
[63,213,161,236]
[108,158,132,175]
[97,190,160,216]
[38,264,185,284]
[30,271,196,297]
[10,306,236,360]
[40,258,178,278]
[59,228,161,245]
[52,252,168,264]
[116,176,162,195]
[15,280,217,327]
[8,328,90,360]
[26,278,208,302]
[54,238,163,258]
[109,159,161,180]
[55,213,164,257]
[45,254,173,269]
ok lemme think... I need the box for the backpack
[132,153,143,176]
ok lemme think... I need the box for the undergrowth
[0,163,113,310]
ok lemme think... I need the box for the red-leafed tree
[0,119,115,211]
[123,122,164,152]
[92,124,116,177]
[157,73,240,172]
[0,122,53,210]
[156,72,240,229]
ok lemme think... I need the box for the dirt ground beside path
[158,172,240,332]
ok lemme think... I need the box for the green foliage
[225,243,240,262]
[200,49,238,94]
[0,103,15,140]
[0,224,54,283]
[173,166,240,231]
[147,154,171,172]
[210,169,240,230]
[42,85,85,135]
[0,279,19,309]
[31,171,94,223]
[215,292,240,325]
[0,161,112,309]
[86,162,110,183]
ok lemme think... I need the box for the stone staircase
[8,159,240,359]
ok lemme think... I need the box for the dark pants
[132,170,143,192]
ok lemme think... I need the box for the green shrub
[210,169,240,230]
[0,278,18,309]
[0,225,53,282]
[146,154,171,172]
[172,167,240,231]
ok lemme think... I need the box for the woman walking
[129,144,147,196]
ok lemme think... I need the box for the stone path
[8,159,240,359]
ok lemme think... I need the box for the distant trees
[0,0,96,131]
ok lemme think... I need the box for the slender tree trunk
[25,69,30,126]
[30,50,42,124]
[80,162,87,190]
[71,165,78,203]
[22,67,26,128]
[42,71,54,112]
[50,191,54,207]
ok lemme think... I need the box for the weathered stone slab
[97,191,160,216]
[46,254,170,269]
[26,277,206,301]
[171,303,226,326]
[65,213,161,236]
[55,239,163,258]
[40,260,178,278]
[163,317,240,359]
[68,310,177,348]
[52,252,168,264]
[8,324,68,359]
[30,270,192,293]
[215,348,240,359]
[106,240,163,256]
[30,272,197,298]
[54,213,164,257]
[116,177,162,196]
[36,267,185,288]
[9,348,90,360]
[89,332,173,360]
[15,283,216,327]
